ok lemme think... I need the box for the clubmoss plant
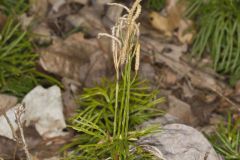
[208,114,240,160]
[64,1,164,159]
[185,0,240,84]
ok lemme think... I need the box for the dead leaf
[160,67,177,85]
[79,6,107,34]
[176,19,195,44]
[62,78,80,118]
[39,32,109,86]
[67,6,107,36]
[168,95,197,125]
[149,11,172,37]
[49,0,66,12]
[30,0,49,18]
[149,0,195,44]
[181,82,195,98]
[68,0,88,5]
[19,14,34,30]
[32,22,53,45]
[189,95,218,125]
[0,94,18,115]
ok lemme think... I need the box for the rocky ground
[0,0,239,159]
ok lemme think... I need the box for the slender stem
[122,55,132,137]
[15,104,32,160]
[113,77,119,137]
[3,112,17,140]
[118,68,127,137]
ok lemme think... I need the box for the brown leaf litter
[149,0,195,44]
[1,0,240,159]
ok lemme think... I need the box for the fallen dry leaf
[67,6,107,36]
[160,67,177,86]
[168,95,197,125]
[30,0,49,18]
[39,32,109,86]
[149,11,173,37]
[32,22,53,45]
[49,0,66,12]
[149,0,194,44]
[181,82,195,98]
[69,0,88,5]
[176,19,195,44]
[0,94,18,115]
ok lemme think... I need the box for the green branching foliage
[64,1,164,159]
[186,0,240,84]
[64,79,164,159]
[0,17,60,96]
[209,115,240,160]
[73,79,164,135]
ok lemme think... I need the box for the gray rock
[138,114,178,129]
[23,85,67,139]
[138,124,222,160]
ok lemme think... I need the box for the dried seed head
[107,3,130,13]
[135,43,141,71]
[132,4,141,22]
[98,0,142,77]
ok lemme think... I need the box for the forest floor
[0,0,239,159]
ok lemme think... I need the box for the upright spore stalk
[98,0,142,158]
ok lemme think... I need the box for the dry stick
[208,85,238,108]
[15,104,32,160]
[3,111,19,160]
[3,112,17,140]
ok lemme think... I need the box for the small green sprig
[185,0,240,84]
[0,16,60,96]
[64,1,164,159]
[208,114,240,160]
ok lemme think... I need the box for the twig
[208,85,238,108]
[3,112,17,140]
[14,104,32,160]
